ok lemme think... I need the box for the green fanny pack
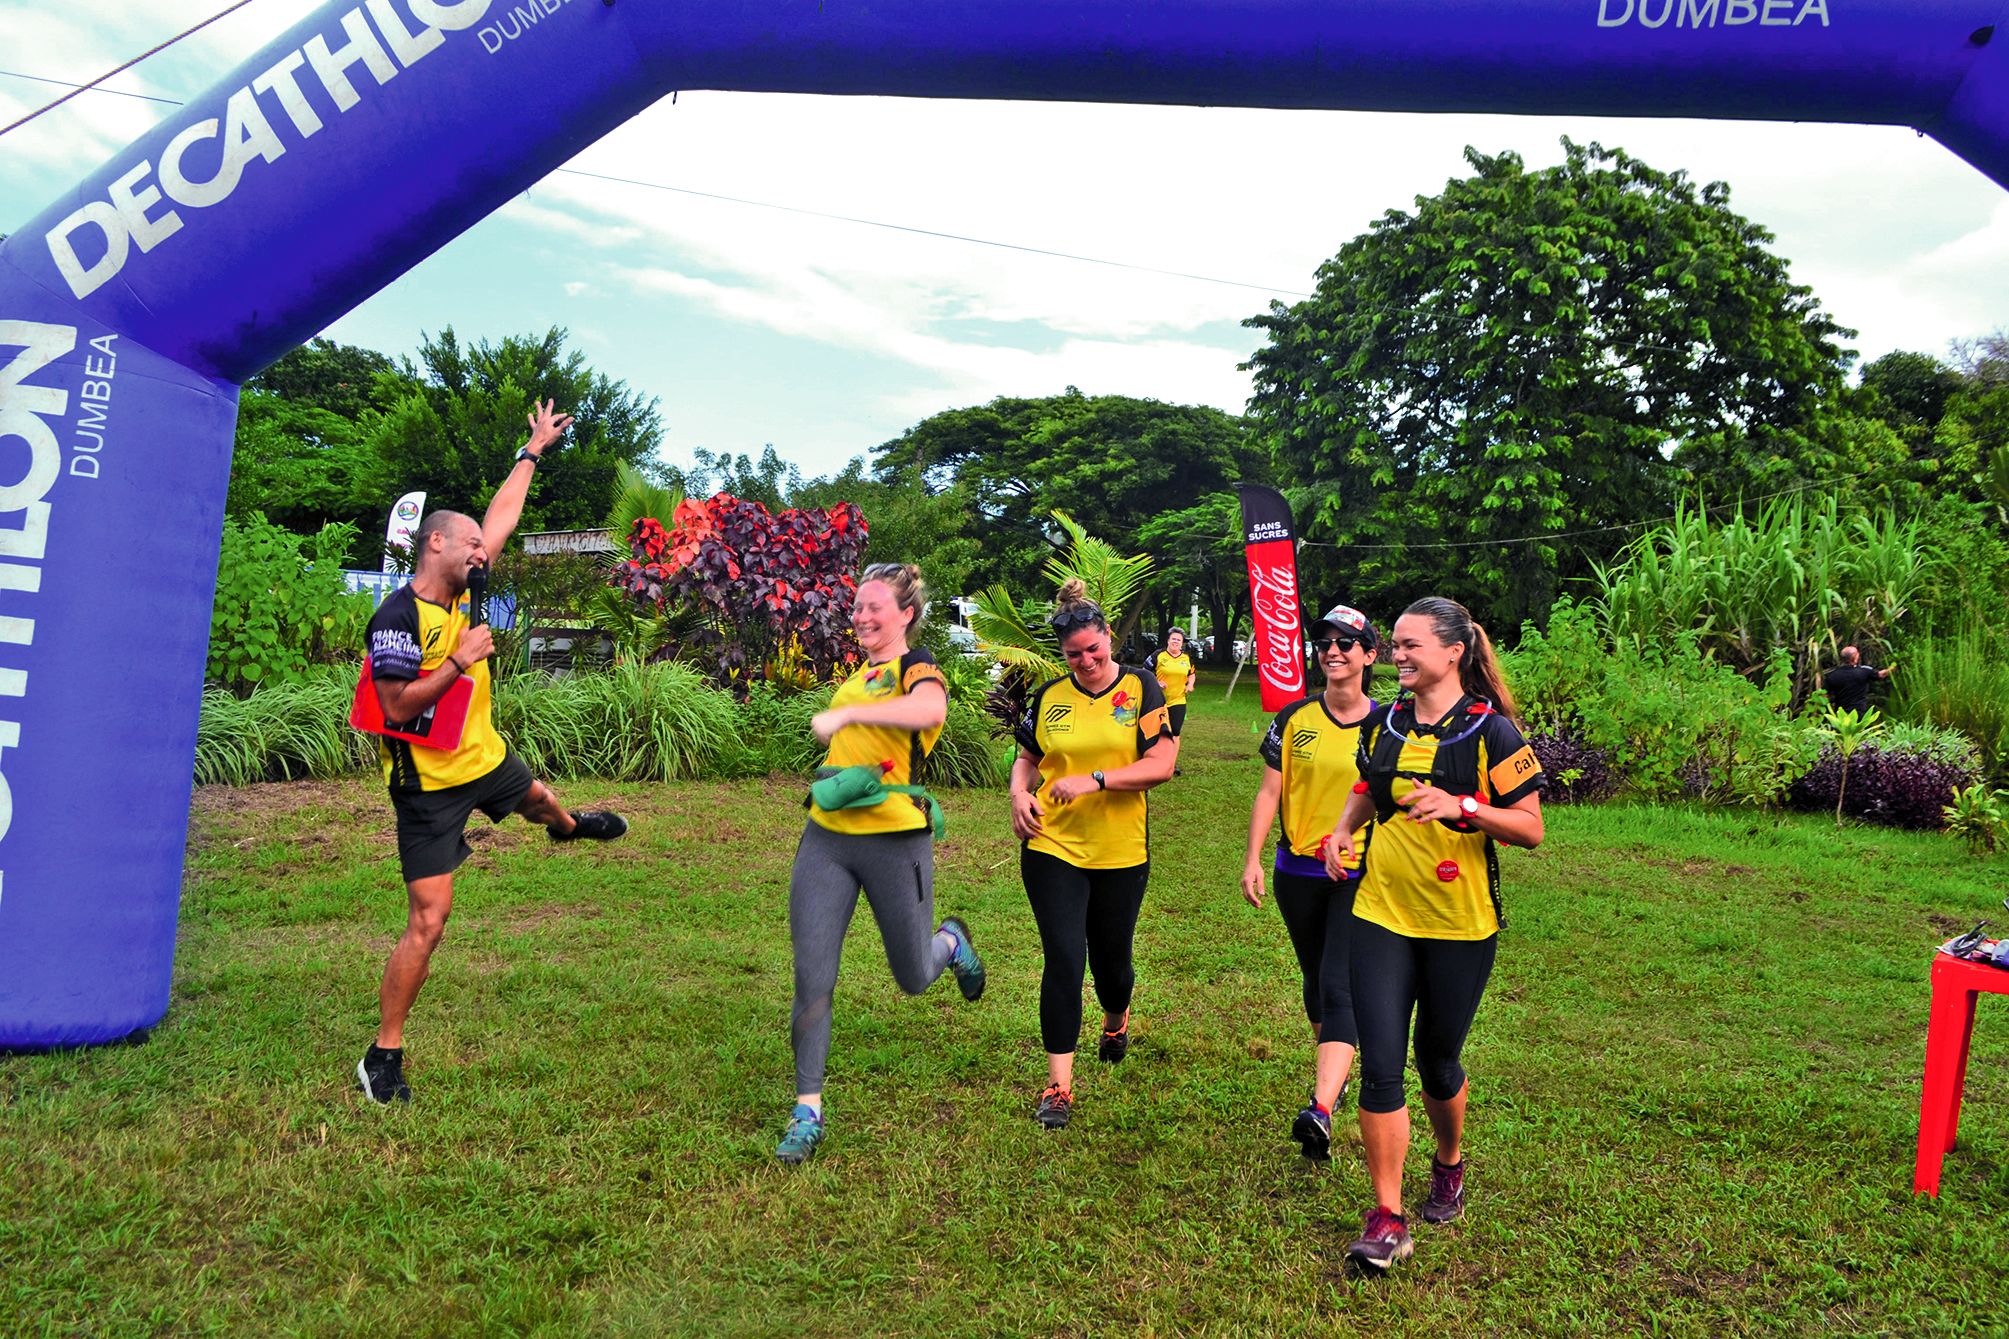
[808,764,946,840]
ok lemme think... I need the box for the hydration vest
[1359,695,1506,928]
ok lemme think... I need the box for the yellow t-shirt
[1149,650,1194,706]
[1259,696,1382,877]
[1016,667,1172,869]
[366,585,507,792]
[1351,699,1543,941]
[810,649,947,836]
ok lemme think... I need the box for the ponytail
[1402,597,1518,723]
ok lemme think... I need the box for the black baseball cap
[1307,604,1379,649]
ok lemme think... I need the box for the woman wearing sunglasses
[1241,604,1382,1163]
[1011,579,1177,1129]
[1322,597,1544,1272]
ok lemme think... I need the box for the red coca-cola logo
[1247,548,1305,697]
[1436,860,1460,882]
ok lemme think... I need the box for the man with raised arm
[355,399,627,1105]
[1822,644,1895,717]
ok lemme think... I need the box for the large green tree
[368,327,663,538]
[1245,139,1855,631]
[872,389,1257,645]
[226,338,398,557]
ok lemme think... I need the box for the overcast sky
[5,0,2008,484]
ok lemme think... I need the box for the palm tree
[968,509,1154,732]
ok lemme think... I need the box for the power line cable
[0,0,265,139]
[1296,467,1878,552]
[0,69,180,108]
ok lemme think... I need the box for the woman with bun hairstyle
[776,562,988,1166]
[1011,579,1177,1129]
[1322,597,1544,1271]
[1241,603,1382,1162]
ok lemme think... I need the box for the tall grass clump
[1592,494,1927,702]
[494,661,739,781]
[1886,625,2009,783]
[194,666,375,785]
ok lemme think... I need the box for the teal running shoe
[775,1103,824,1165]
[939,917,986,1001]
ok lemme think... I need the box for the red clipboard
[349,656,474,751]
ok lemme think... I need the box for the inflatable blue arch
[3,0,2007,1046]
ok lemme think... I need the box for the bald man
[356,400,626,1105]
[1822,645,1895,716]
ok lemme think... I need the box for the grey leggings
[789,821,952,1095]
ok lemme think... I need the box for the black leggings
[1349,915,1496,1115]
[1021,848,1150,1055]
[1166,704,1187,737]
[1271,870,1359,1045]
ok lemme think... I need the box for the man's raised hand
[525,399,574,457]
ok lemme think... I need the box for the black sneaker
[1345,1206,1414,1273]
[1292,1102,1332,1161]
[1034,1083,1073,1129]
[356,1045,411,1104]
[1419,1155,1466,1224]
[549,810,627,841]
[1097,1023,1130,1064]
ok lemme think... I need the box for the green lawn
[5,694,2007,1336]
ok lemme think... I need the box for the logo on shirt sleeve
[1488,745,1540,797]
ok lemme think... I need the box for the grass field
[5,693,2008,1336]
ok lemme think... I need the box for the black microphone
[467,563,488,627]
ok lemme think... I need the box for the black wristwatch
[1092,770,1106,790]
[514,446,540,465]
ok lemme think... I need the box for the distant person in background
[1011,580,1177,1130]
[1823,645,1895,716]
[1146,628,1198,771]
[1241,603,1382,1162]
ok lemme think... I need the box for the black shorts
[1167,704,1187,737]
[389,751,536,883]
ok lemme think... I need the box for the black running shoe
[1292,1102,1332,1161]
[1097,1024,1129,1064]
[549,810,627,841]
[1035,1083,1073,1129]
[1419,1155,1466,1224]
[356,1045,411,1104]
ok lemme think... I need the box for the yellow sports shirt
[367,585,507,792]
[1149,650,1194,706]
[810,649,948,836]
[1016,668,1172,868]
[1260,696,1382,878]
[1352,699,1543,940]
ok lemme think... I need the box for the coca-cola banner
[1236,484,1305,711]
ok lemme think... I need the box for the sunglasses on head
[1312,636,1362,655]
[1051,605,1105,632]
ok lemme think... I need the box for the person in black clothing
[1823,645,1895,715]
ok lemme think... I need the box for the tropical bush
[1510,601,1824,806]
[611,493,868,693]
[1886,625,2009,783]
[1523,728,1620,805]
[194,666,375,785]
[1942,781,2009,855]
[1786,732,1983,830]
[208,514,374,692]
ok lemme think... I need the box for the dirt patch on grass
[494,903,603,933]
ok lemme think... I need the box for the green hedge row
[194,664,1009,789]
